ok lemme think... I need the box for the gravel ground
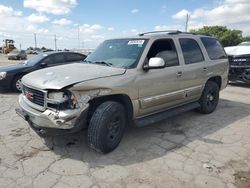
[0,54,250,188]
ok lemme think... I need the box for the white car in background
[225,42,250,83]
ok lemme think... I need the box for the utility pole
[185,14,190,32]
[34,33,37,49]
[78,25,80,49]
[54,34,57,51]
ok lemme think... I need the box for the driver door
[135,39,185,116]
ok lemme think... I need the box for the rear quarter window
[201,37,227,60]
[179,38,204,64]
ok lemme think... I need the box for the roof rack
[138,30,182,36]
[138,30,213,37]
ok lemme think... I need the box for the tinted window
[53,54,65,64]
[179,38,204,64]
[42,56,54,65]
[26,54,48,66]
[66,53,86,62]
[201,37,227,60]
[147,39,179,67]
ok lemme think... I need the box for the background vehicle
[0,51,86,92]
[8,50,27,60]
[225,42,250,83]
[16,31,229,153]
[2,39,16,54]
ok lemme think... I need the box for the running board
[134,102,200,127]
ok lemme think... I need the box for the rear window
[201,37,227,60]
[179,38,204,64]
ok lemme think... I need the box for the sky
[0,0,249,50]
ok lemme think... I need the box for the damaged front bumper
[16,94,89,137]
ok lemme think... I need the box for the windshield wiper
[94,61,114,67]
[83,60,93,64]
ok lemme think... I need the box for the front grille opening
[23,85,45,107]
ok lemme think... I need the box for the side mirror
[40,62,47,67]
[143,57,166,70]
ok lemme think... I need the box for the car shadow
[42,98,250,167]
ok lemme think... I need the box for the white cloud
[131,9,139,14]
[172,0,250,35]
[0,4,22,17]
[154,25,183,31]
[172,9,190,20]
[130,29,137,33]
[26,13,49,24]
[108,27,115,31]
[91,35,104,40]
[23,0,77,15]
[53,18,72,26]
[79,24,103,34]
[26,25,49,34]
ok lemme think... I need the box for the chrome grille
[22,85,45,107]
[228,55,250,66]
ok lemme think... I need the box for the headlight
[47,92,68,103]
[0,72,7,80]
[47,91,78,110]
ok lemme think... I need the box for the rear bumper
[16,94,89,137]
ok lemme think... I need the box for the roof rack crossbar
[138,30,182,36]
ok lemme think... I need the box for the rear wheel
[87,101,127,153]
[12,75,23,92]
[197,81,219,114]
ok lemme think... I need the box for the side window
[42,56,54,65]
[53,54,65,64]
[147,39,179,67]
[201,37,227,60]
[179,38,204,64]
[65,53,86,62]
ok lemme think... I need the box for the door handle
[176,71,182,77]
[203,67,208,71]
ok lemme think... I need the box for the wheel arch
[206,76,222,89]
[88,94,134,126]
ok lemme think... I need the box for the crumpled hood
[225,46,250,56]
[22,63,126,90]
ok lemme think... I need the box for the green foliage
[191,26,250,47]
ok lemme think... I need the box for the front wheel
[197,81,219,114]
[87,101,127,153]
[12,75,23,92]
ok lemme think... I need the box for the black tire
[197,81,219,114]
[12,75,23,92]
[87,101,127,153]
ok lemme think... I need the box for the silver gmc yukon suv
[16,31,229,153]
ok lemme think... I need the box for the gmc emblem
[25,91,34,100]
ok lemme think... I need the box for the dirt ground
[0,54,250,188]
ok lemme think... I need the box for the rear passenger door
[177,38,207,102]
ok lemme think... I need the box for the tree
[191,26,249,47]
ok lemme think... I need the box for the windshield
[238,42,250,46]
[84,39,148,68]
[25,53,47,66]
